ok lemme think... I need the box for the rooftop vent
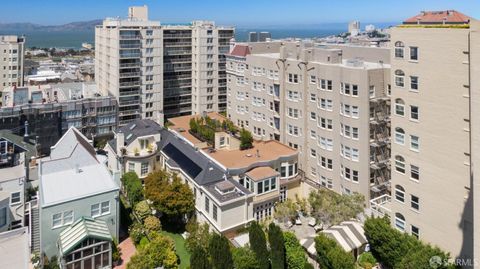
[129,123,137,130]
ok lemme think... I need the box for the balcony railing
[120,53,141,59]
[369,194,391,217]
[120,44,142,49]
[120,35,142,40]
[119,81,141,87]
[120,62,141,68]
[120,72,141,78]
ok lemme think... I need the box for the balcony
[124,144,159,159]
[119,72,141,78]
[119,35,141,40]
[119,62,141,68]
[119,109,140,116]
[120,53,141,59]
[119,89,140,96]
[119,81,141,87]
[119,100,141,106]
[120,44,142,49]
[369,194,391,218]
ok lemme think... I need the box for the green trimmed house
[38,128,119,268]
[58,217,113,268]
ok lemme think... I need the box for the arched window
[395,98,405,116]
[395,127,405,145]
[395,41,405,58]
[395,212,406,231]
[395,70,405,87]
[395,185,405,203]
[395,155,406,174]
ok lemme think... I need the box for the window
[320,118,332,130]
[128,163,135,172]
[411,195,419,211]
[411,165,420,181]
[395,99,405,116]
[310,148,317,158]
[369,86,375,98]
[310,93,316,102]
[352,170,359,182]
[321,157,333,170]
[320,137,333,151]
[52,213,62,228]
[63,210,74,225]
[395,213,406,231]
[310,112,316,120]
[395,155,406,174]
[395,41,404,58]
[410,135,419,151]
[91,204,100,217]
[320,176,333,189]
[205,197,210,213]
[310,130,316,139]
[410,106,419,120]
[395,128,405,145]
[288,73,299,83]
[310,75,316,84]
[141,162,149,176]
[395,185,405,203]
[410,76,418,91]
[411,225,419,238]
[213,205,218,221]
[395,70,405,87]
[0,207,6,227]
[10,192,21,204]
[101,201,110,215]
[320,99,333,111]
[410,47,418,61]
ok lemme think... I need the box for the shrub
[121,172,143,205]
[249,221,269,269]
[112,239,122,264]
[134,200,151,220]
[129,222,146,245]
[283,232,307,269]
[358,252,377,269]
[139,237,150,249]
[144,215,162,232]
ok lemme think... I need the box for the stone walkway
[114,237,136,269]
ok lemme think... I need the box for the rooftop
[229,44,251,57]
[403,10,470,25]
[245,166,279,182]
[40,127,118,207]
[58,217,112,256]
[0,227,29,269]
[168,113,297,170]
[108,119,162,154]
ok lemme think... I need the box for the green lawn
[161,231,191,269]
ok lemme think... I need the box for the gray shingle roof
[108,119,163,153]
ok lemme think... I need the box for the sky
[1,0,479,27]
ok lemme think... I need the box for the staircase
[27,199,40,253]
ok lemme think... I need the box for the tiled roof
[403,10,470,24]
[246,166,279,182]
[229,44,251,57]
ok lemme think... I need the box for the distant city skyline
[0,0,479,27]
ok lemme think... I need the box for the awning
[300,221,367,254]
[58,217,112,256]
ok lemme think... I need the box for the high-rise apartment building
[387,11,479,261]
[0,35,25,88]
[95,6,234,126]
[226,41,391,201]
[95,5,163,126]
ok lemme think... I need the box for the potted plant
[134,148,140,156]
[147,143,154,153]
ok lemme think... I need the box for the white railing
[369,194,391,217]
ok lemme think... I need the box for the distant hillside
[0,20,102,32]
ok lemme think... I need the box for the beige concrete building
[0,35,25,89]
[384,11,478,261]
[95,6,234,126]
[226,41,391,202]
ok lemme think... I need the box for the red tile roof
[229,44,251,57]
[403,10,470,24]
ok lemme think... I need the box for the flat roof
[0,227,29,269]
[168,113,297,170]
[246,166,279,181]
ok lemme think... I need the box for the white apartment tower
[226,41,391,201]
[0,35,25,88]
[95,6,234,125]
[388,11,479,261]
[95,6,163,126]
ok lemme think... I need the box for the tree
[268,223,285,269]
[121,172,143,205]
[190,245,211,269]
[283,232,307,269]
[273,199,298,224]
[208,233,233,269]
[248,221,270,269]
[315,234,355,269]
[327,247,355,269]
[145,170,195,220]
[308,189,364,227]
[134,200,151,220]
[357,252,377,269]
[364,217,453,269]
[144,215,162,232]
[314,233,337,269]
[127,232,178,269]
[185,219,212,252]
[239,128,253,150]
[232,247,260,269]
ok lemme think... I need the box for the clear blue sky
[1,0,479,27]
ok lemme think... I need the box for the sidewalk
[114,237,136,269]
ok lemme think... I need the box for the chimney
[23,121,29,142]
[116,132,125,155]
